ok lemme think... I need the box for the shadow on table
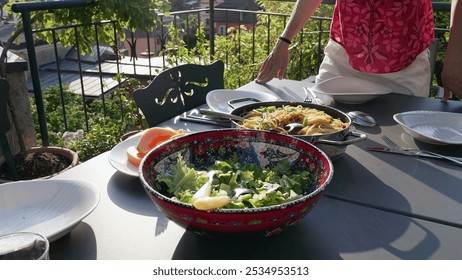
[49,222,97,260]
[168,147,440,259]
[107,171,171,236]
[171,196,441,260]
[107,171,158,217]
[350,136,462,223]
[326,152,413,213]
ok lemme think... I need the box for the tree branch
[0,25,24,78]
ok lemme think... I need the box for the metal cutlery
[366,146,462,160]
[303,86,323,105]
[302,87,312,103]
[179,115,231,127]
[377,135,462,166]
[198,109,246,121]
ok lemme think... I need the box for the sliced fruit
[135,127,178,154]
[126,145,145,168]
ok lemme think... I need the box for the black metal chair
[133,60,225,127]
[0,78,19,180]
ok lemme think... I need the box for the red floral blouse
[330,0,434,73]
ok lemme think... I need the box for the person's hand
[255,41,290,84]
[441,48,462,101]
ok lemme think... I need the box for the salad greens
[155,154,311,210]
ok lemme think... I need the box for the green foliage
[31,78,144,162]
[69,117,122,162]
[107,74,147,131]
[433,0,451,61]
[7,0,172,55]
[162,1,332,89]
[30,85,85,147]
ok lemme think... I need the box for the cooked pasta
[240,105,348,135]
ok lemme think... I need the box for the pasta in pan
[240,105,348,135]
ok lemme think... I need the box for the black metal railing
[11,0,451,147]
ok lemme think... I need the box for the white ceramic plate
[206,89,280,113]
[108,133,141,177]
[393,111,462,145]
[0,179,99,242]
[312,76,391,104]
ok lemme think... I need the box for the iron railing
[11,0,451,146]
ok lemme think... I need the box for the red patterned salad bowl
[139,129,333,237]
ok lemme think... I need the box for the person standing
[256,0,461,99]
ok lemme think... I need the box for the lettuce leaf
[155,155,311,209]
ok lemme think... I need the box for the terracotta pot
[28,146,79,179]
[0,146,79,183]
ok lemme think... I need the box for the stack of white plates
[206,89,280,112]
[312,76,391,104]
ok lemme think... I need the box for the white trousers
[316,40,431,97]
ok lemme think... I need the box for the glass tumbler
[0,232,49,260]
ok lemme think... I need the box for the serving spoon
[284,123,304,134]
[232,187,253,199]
[347,111,377,127]
[285,111,377,132]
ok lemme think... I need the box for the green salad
[155,154,311,210]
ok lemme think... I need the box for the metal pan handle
[228,97,261,109]
[315,131,367,146]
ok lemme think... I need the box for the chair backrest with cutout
[134,60,225,127]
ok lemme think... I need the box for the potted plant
[0,78,79,182]
[1,1,174,181]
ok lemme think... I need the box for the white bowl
[0,179,99,241]
[393,111,462,145]
[206,89,280,113]
[312,76,391,104]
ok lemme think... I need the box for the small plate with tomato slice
[108,127,182,176]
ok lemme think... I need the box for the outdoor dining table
[51,79,462,260]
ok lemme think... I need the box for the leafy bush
[31,77,144,162]
[70,117,122,162]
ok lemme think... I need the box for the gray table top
[52,151,462,260]
[51,79,462,260]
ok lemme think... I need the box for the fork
[381,135,462,166]
[304,86,324,104]
[302,86,312,103]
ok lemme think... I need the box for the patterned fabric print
[330,0,434,73]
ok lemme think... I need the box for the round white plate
[206,89,280,113]
[108,133,142,177]
[0,179,99,242]
[393,111,462,145]
[312,76,391,104]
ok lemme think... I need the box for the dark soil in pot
[0,151,72,181]
[1,146,79,181]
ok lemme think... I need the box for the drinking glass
[0,232,49,260]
